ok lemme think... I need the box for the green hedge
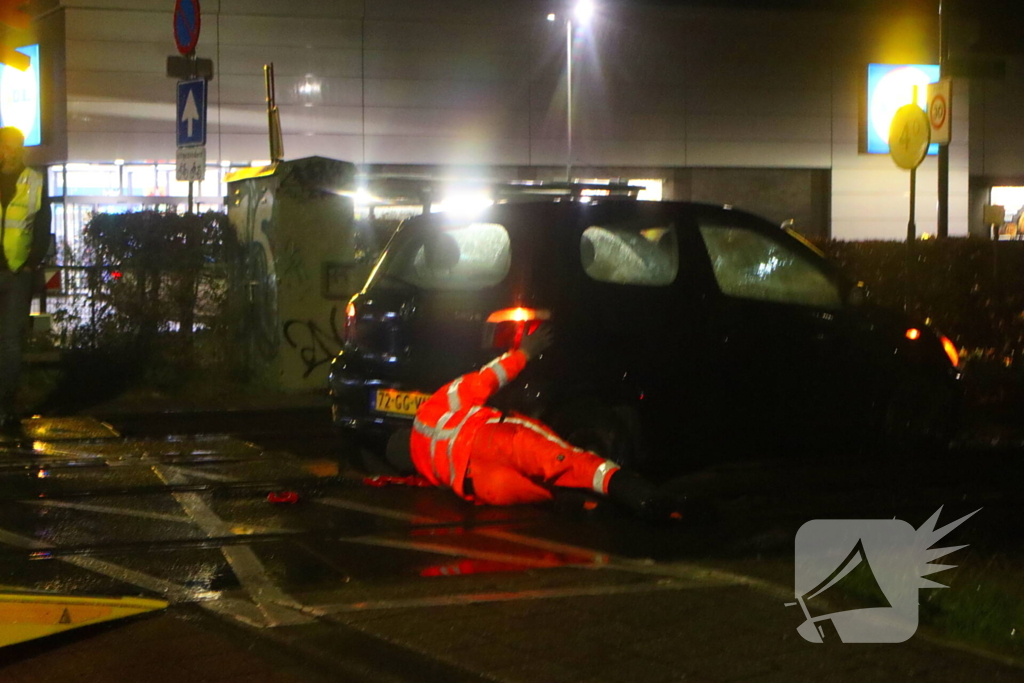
[818,239,1024,364]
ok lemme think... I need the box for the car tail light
[485,307,551,351]
[905,328,921,340]
[344,301,357,343]
[940,335,959,367]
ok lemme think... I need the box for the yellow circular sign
[888,104,931,170]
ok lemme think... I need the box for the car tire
[548,401,648,471]
[880,374,956,457]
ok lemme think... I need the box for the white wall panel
[363,50,529,81]
[688,116,831,143]
[364,107,528,139]
[218,0,364,19]
[68,131,177,161]
[364,135,529,166]
[559,139,689,167]
[61,0,173,9]
[55,0,982,240]
[570,113,687,142]
[66,8,215,43]
[363,20,531,53]
[364,0,546,23]
[67,40,167,73]
[688,142,831,168]
[217,16,361,48]
[213,76,363,107]
[365,79,527,109]
[218,45,362,78]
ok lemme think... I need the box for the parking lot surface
[0,412,1020,682]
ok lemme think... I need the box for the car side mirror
[847,281,867,307]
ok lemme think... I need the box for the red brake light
[485,308,551,351]
[485,307,551,324]
[344,301,357,342]
[940,335,959,367]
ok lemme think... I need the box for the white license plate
[372,389,430,417]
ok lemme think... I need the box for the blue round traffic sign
[174,0,201,55]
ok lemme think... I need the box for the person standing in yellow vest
[0,126,49,442]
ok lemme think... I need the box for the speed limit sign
[888,103,931,170]
[927,79,952,145]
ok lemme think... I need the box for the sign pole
[908,166,916,243]
[187,50,196,215]
[889,85,930,311]
[173,0,206,212]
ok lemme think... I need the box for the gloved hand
[520,323,553,360]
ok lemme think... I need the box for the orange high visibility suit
[411,350,621,505]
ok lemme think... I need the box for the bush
[51,210,240,401]
[818,239,1024,365]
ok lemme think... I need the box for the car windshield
[373,221,511,291]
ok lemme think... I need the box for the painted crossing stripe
[308,580,717,614]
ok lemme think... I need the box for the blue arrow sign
[176,79,206,147]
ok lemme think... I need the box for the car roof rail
[347,175,643,209]
[493,180,642,202]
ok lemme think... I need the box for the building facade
[20,0,1024,245]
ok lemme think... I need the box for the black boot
[606,470,660,519]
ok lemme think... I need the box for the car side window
[699,225,842,309]
[385,222,511,291]
[580,224,679,286]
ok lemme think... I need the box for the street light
[550,1,594,181]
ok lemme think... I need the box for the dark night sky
[615,0,1024,53]
[620,0,1023,22]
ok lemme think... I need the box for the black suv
[329,196,960,473]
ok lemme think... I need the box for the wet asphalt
[0,409,1021,682]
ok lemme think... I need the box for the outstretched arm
[430,325,553,409]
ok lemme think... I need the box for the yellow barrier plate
[1,593,168,647]
[373,389,430,417]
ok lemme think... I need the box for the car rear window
[580,224,679,286]
[699,224,842,309]
[378,222,511,291]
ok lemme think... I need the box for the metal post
[908,166,917,242]
[187,50,197,216]
[566,18,573,182]
[937,0,949,238]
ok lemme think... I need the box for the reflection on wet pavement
[0,417,631,631]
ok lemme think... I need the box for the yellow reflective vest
[1,167,44,272]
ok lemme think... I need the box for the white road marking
[152,463,313,626]
[165,465,245,483]
[0,524,273,627]
[308,579,729,615]
[22,500,193,524]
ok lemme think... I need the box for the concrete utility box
[226,157,369,391]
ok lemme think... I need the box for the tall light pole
[566,14,573,181]
[549,0,593,181]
